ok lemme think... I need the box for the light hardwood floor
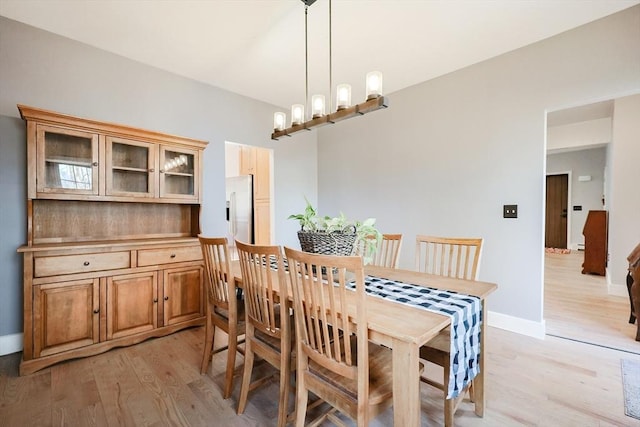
[545,251,639,354]
[2,252,640,426]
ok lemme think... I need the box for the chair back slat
[415,235,483,280]
[356,233,403,268]
[199,236,236,312]
[285,247,365,381]
[236,241,288,338]
[374,234,403,268]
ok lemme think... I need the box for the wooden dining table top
[229,260,497,346]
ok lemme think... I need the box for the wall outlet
[503,204,518,218]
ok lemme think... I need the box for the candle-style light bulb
[366,71,383,100]
[336,84,351,110]
[273,112,286,131]
[311,94,325,118]
[291,104,304,126]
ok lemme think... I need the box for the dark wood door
[545,174,568,248]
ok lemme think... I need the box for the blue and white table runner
[263,256,481,399]
[347,276,482,399]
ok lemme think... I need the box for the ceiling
[547,100,614,127]
[1,0,638,110]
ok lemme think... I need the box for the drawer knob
[83,261,90,266]
[92,162,98,167]
[153,298,158,303]
[164,296,169,301]
[170,254,176,258]
[149,168,155,172]
[93,309,99,314]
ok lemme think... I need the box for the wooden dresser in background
[582,210,608,276]
[17,105,208,375]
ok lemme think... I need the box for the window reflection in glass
[58,164,92,189]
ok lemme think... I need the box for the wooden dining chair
[235,241,293,427]
[415,235,483,427]
[199,236,245,399]
[284,247,398,427]
[373,233,403,268]
[415,235,483,280]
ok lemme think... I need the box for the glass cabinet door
[159,146,198,200]
[36,125,99,195]
[106,137,156,198]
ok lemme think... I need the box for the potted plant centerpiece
[288,199,382,264]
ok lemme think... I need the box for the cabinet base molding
[20,318,204,376]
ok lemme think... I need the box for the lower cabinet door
[107,271,158,340]
[254,200,271,245]
[33,278,100,357]
[163,265,203,326]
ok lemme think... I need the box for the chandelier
[271,0,388,140]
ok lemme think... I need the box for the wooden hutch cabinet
[17,105,208,375]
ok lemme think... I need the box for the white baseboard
[0,333,23,356]
[608,283,628,297]
[605,268,628,297]
[487,310,546,339]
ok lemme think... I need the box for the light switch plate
[503,204,518,218]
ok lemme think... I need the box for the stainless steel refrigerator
[226,175,254,258]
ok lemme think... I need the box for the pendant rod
[329,0,333,112]
[304,4,309,119]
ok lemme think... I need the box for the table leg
[474,302,487,417]
[392,338,420,426]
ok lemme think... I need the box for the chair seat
[252,315,296,353]
[213,302,246,330]
[213,300,245,319]
[420,327,450,361]
[309,341,417,406]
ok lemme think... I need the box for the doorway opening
[224,142,273,257]
[542,99,639,352]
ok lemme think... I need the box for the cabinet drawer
[137,246,202,266]
[34,252,131,277]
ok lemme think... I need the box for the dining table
[230,259,497,426]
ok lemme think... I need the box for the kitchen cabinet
[162,265,204,326]
[27,105,203,203]
[254,200,271,246]
[18,105,208,375]
[239,145,272,244]
[106,136,156,198]
[159,146,199,200]
[106,271,158,340]
[33,278,100,358]
[36,124,99,196]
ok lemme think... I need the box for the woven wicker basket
[297,229,357,256]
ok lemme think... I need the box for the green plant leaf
[288,198,382,262]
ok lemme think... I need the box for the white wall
[0,16,317,351]
[316,6,640,333]
[609,94,640,287]
[547,118,612,151]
